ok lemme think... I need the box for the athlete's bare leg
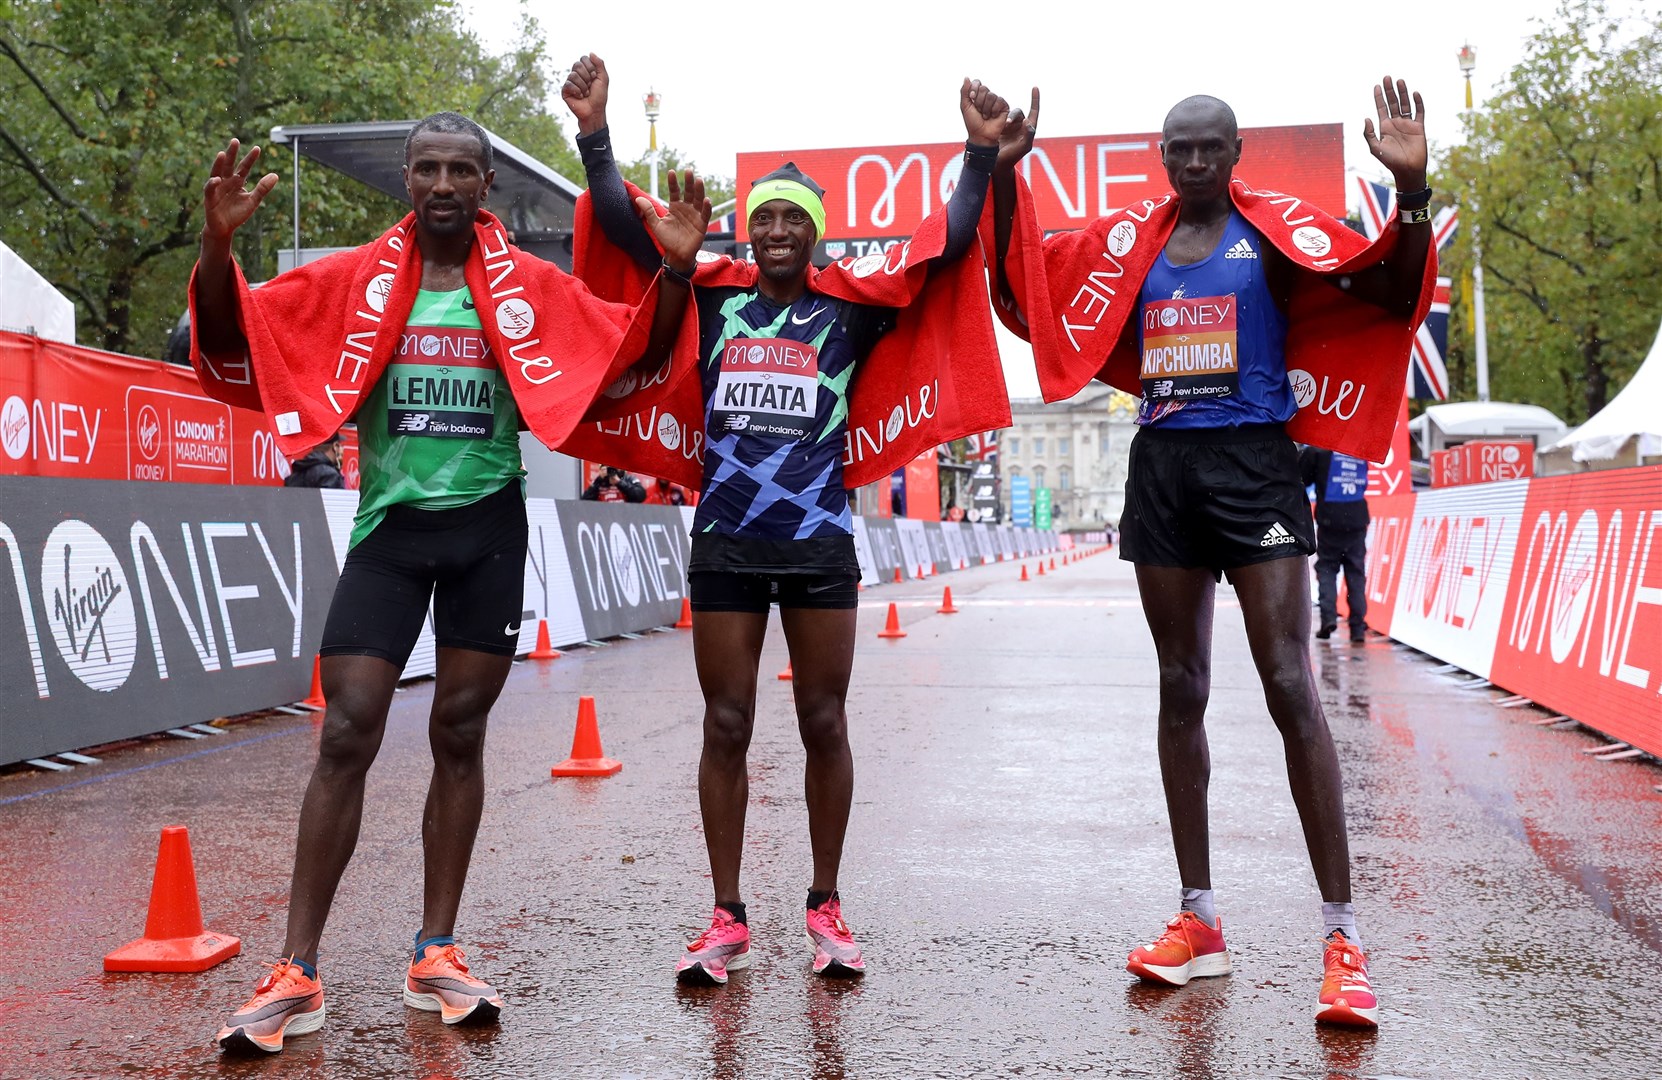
[693,610,769,904]
[778,606,858,894]
[1227,556,1352,903]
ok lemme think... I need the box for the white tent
[0,240,74,344]
[1409,401,1567,454]
[1549,321,1662,462]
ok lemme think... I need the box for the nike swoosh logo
[503,622,521,636]
[462,297,476,310]
[790,305,826,326]
[805,582,840,594]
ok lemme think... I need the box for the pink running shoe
[805,897,866,977]
[1316,930,1379,1028]
[403,943,503,1025]
[1126,911,1232,986]
[676,907,751,986]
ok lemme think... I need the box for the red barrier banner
[1430,440,1535,488]
[1488,467,1662,756]
[0,331,291,486]
[736,124,1344,249]
[1368,465,1661,758]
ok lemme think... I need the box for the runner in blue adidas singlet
[564,53,1023,985]
[992,79,1434,1029]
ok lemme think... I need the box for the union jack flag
[964,429,999,465]
[706,210,736,234]
[1354,177,1458,400]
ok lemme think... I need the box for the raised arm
[1334,76,1433,314]
[990,87,1040,301]
[939,79,1009,260]
[632,167,711,372]
[195,139,279,354]
[564,53,662,271]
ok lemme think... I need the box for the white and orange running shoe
[676,907,752,986]
[1126,911,1233,986]
[806,897,866,977]
[214,958,325,1054]
[403,943,503,1025]
[1316,930,1378,1028]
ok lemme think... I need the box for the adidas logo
[1224,238,1258,260]
[1260,521,1297,547]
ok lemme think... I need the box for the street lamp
[1456,42,1490,402]
[642,88,662,201]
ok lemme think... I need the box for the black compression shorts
[1118,423,1316,577]
[320,482,528,667]
[689,569,860,613]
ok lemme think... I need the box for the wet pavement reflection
[1,554,1658,1077]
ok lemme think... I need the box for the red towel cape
[559,181,1012,490]
[988,177,1436,462]
[187,208,697,458]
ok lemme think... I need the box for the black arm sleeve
[941,142,996,261]
[577,126,662,272]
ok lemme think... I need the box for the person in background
[644,476,693,506]
[1299,445,1371,643]
[284,432,346,489]
[582,465,646,503]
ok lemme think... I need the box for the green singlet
[349,288,524,549]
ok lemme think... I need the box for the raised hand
[1362,75,1428,188]
[961,78,1010,147]
[637,169,712,271]
[202,139,278,241]
[997,86,1041,173]
[562,53,610,137]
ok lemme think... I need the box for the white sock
[1323,901,1360,947]
[1180,888,1217,927]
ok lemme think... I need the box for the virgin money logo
[365,273,395,313]
[136,405,162,461]
[1107,220,1137,257]
[496,298,535,340]
[607,522,643,606]
[884,406,905,442]
[40,520,137,692]
[1291,226,1331,258]
[1,395,29,459]
[657,412,682,451]
[1288,368,1317,409]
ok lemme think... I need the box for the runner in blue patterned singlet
[564,52,1025,985]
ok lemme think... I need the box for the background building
[1001,386,1140,530]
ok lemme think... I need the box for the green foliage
[1435,0,1662,422]
[0,0,578,357]
[617,143,737,215]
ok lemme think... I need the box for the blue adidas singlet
[1136,210,1292,428]
[690,288,889,542]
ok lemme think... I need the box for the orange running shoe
[404,943,504,1025]
[1316,930,1378,1028]
[1126,911,1232,986]
[214,959,325,1054]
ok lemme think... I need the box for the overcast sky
[465,0,1641,399]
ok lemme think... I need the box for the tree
[0,0,572,358]
[616,142,736,216]
[1436,1,1662,422]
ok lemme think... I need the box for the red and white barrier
[1367,465,1662,758]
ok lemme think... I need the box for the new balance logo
[1260,521,1297,547]
[1224,238,1258,260]
[397,414,431,433]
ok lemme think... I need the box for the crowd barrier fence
[0,476,1057,766]
[1364,464,1661,759]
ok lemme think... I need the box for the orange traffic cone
[528,619,561,660]
[938,587,959,614]
[1020,564,1030,582]
[778,661,793,681]
[1038,561,1046,577]
[675,597,694,629]
[551,696,622,777]
[1050,557,1056,571]
[894,566,903,584]
[300,655,326,710]
[104,826,241,972]
[877,602,907,639]
[929,562,938,577]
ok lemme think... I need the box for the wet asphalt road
[1,550,1659,1079]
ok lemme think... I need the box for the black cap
[751,161,825,200]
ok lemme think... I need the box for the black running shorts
[1119,423,1316,576]
[689,569,860,613]
[321,482,528,667]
